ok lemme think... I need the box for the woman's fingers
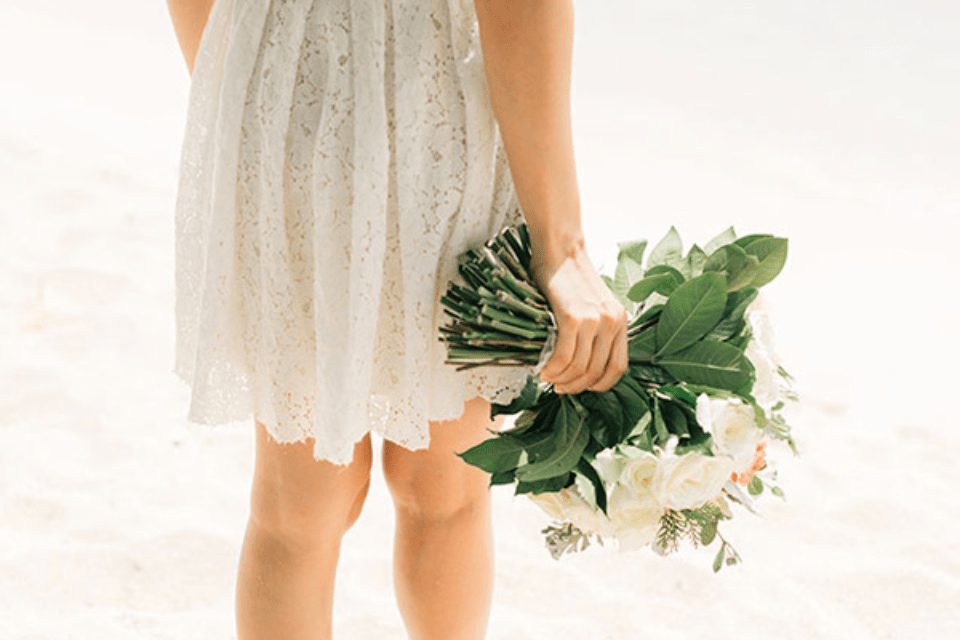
[587,318,629,392]
[530,238,629,395]
[538,313,579,383]
[546,303,627,395]
[550,323,596,392]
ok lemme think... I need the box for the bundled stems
[440,224,557,369]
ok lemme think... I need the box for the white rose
[527,487,614,537]
[744,308,784,410]
[608,483,664,550]
[650,452,734,511]
[617,450,659,494]
[696,394,763,471]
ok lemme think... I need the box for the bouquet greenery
[439,223,796,570]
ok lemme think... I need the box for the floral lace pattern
[174,0,533,464]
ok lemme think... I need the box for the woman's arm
[474,0,627,394]
[166,0,217,75]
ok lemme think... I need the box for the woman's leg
[236,421,373,640]
[382,396,503,640]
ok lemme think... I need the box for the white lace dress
[174,0,535,464]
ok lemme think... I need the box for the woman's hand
[473,2,625,392]
[530,239,628,394]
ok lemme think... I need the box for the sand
[1,0,958,638]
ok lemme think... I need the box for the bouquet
[439,223,796,571]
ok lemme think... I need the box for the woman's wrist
[528,224,589,283]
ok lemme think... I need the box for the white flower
[696,394,763,471]
[527,486,615,537]
[608,483,664,550]
[617,450,659,494]
[650,452,734,511]
[744,308,784,410]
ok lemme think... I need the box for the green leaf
[644,264,686,281]
[627,272,680,302]
[685,244,708,278]
[674,431,714,456]
[652,398,671,444]
[630,423,655,452]
[704,288,759,341]
[656,385,697,405]
[647,227,684,270]
[458,435,529,475]
[516,397,590,482]
[490,375,542,418]
[704,227,737,255]
[708,245,759,290]
[728,254,761,291]
[703,243,745,274]
[576,459,608,514]
[655,272,728,356]
[617,238,648,265]
[733,233,773,249]
[661,401,690,439]
[713,546,725,573]
[628,326,657,360]
[635,303,665,326]
[771,486,785,499]
[742,237,789,288]
[612,377,651,428]
[577,390,624,430]
[658,341,755,391]
[704,244,768,292]
[515,473,574,496]
[489,469,516,485]
[631,363,674,385]
[700,520,718,546]
[611,256,645,310]
[748,476,764,496]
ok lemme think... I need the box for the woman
[166,1,627,638]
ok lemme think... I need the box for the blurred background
[1,1,958,638]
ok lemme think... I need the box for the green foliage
[713,540,742,572]
[516,474,574,495]
[704,288,759,341]
[458,435,528,474]
[685,244,709,277]
[704,227,737,254]
[490,375,542,418]
[647,226,684,270]
[657,341,755,391]
[576,458,608,514]
[610,239,648,312]
[742,236,789,288]
[516,396,590,482]
[441,223,794,569]
[655,273,728,355]
[542,522,600,560]
[654,502,729,557]
[627,272,681,302]
[617,238,649,265]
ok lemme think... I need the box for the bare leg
[382,396,502,640]
[236,421,372,640]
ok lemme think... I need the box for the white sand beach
[1,1,958,638]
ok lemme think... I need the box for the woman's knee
[384,448,490,522]
[382,398,499,522]
[249,422,373,548]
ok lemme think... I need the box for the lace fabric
[174,0,534,464]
